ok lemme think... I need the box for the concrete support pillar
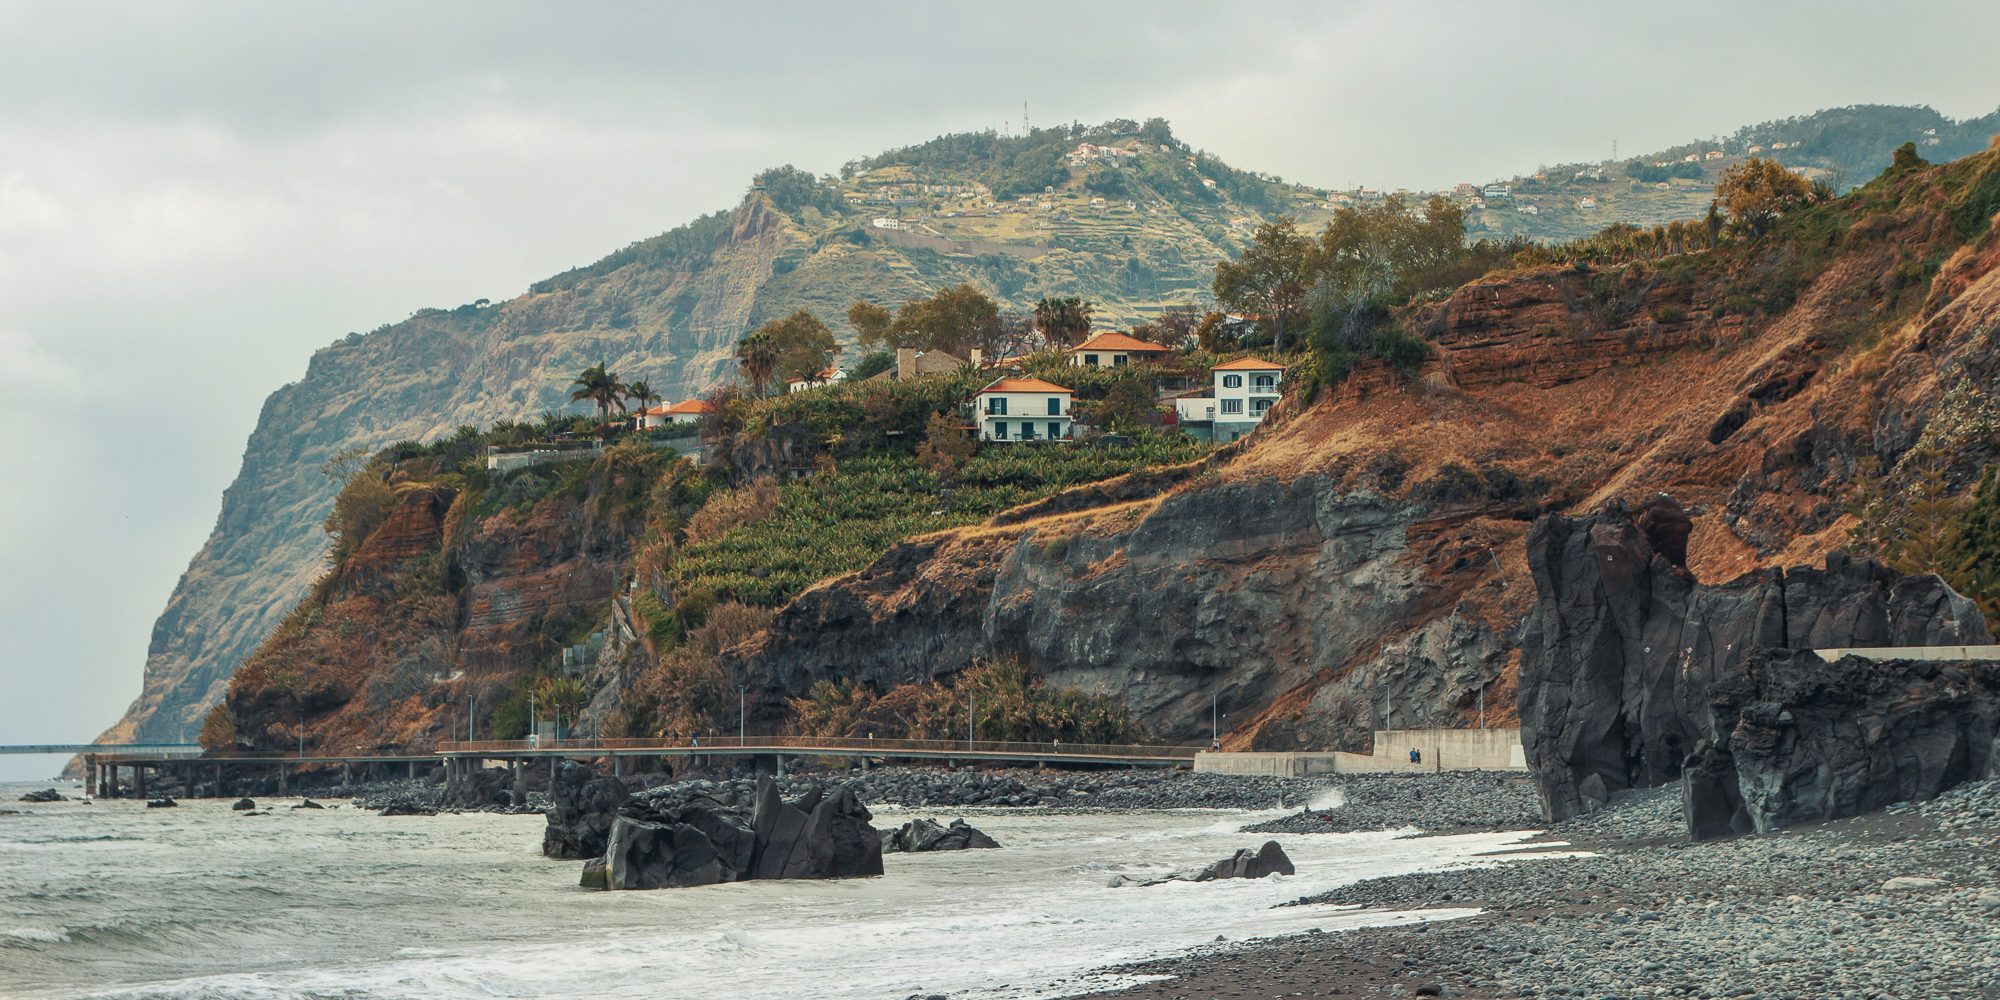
[277,763,287,796]
[612,754,625,778]
[774,754,786,778]
[341,763,352,787]
[214,764,224,798]
[135,766,147,800]
[408,760,418,781]
[512,759,525,805]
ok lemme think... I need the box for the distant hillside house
[974,378,1073,442]
[785,366,847,394]
[1067,332,1174,368]
[1209,358,1284,441]
[1481,184,1510,199]
[1705,150,1725,160]
[662,399,713,425]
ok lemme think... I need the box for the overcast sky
[3,0,1998,780]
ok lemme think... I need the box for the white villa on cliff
[638,398,713,428]
[1179,358,1284,442]
[974,377,1074,442]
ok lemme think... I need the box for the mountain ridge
[104,105,2000,744]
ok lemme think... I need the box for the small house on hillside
[786,365,847,393]
[974,377,1073,442]
[653,399,713,426]
[1067,332,1174,368]
[1210,358,1285,441]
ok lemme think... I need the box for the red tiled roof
[1069,333,1173,353]
[980,378,1074,394]
[663,399,714,415]
[1212,357,1287,371]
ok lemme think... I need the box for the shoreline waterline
[1,780,1559,1000]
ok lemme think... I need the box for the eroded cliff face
[730,477,1506,746]
[1515,496,1995,831]
[221,455,660,751]
[728,153,2000,754]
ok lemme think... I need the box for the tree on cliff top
[752,310,839,382]
[569,363,630,423]
[847,300,897,350]
[1212,216,1313,352]
[891,283,1001,357]
[1714,157,1811,237]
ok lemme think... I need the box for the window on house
[1251,398,1272,416]
[1021,423,1037,440]
[1112,355,1127,366]
[1253,375,1277,392]
[987,397,1007,415]
[1048,421,1063,439]
[1084,354,1099,367]
[993,421,1008,439]
[1221,374,1243,389]
[1046,397,1061,415]
[1221,399,1244,415]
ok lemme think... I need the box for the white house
[974,378,1073,442]
[1210,358,1285,441]
[1067,332,1174,368]
[643,398,711,426]
[785,365,846,393]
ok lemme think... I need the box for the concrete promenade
[1194,727,1527,777]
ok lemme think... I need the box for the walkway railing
[435,736,1198,760]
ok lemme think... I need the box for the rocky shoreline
[1062,777,2000,1000]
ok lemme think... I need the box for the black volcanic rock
[883,817,1000,852]
[1112,840,1296,887]
[1691,649,1999,833]
[1189,840,1295,881]
[1518,495,1996,835]
[146,797,177,808]
[231,797,256,810]
[18,788,65,803]
[597,776,881,890]
[542,761,629,860]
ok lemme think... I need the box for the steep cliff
[106,125,1298,742]
[727,146,2000,751]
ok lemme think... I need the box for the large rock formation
[733,479,1441,744]
[1518,495,1996,832]
[542,761,631,860]
[1687,650,1999,836]
[596,777,882,890]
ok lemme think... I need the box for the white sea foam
[0,781,1555,1000]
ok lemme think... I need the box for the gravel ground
[1074,776,2000,1000]
[1244,774,1543,836]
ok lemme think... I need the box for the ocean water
[0,781,1559,999]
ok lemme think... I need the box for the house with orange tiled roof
[1066,332,1175,369]
[637,397,714,429]
[973,377,1073,442]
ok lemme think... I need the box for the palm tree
[568,363,630,426]
[627,380,658,424]
[735,333,780,396]
[1033,296,1094,349]
[532,676,589,739]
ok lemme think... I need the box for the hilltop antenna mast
[1022,101,1030,135]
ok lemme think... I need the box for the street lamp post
[1210,691,1218,743]
[737,685,747,745]
[968,692,976,751]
